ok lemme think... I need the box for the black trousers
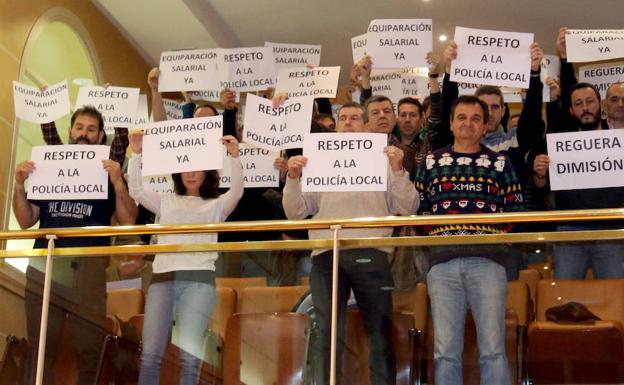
[310,248,396,385]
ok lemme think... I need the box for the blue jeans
[310,249,396,385]
[427,257,510,385]
[138,278,216,385]
[554,225,624,279]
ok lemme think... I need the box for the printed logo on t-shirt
[47,202,94,219]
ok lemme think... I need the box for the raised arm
[220,89,239,138]
[516,42,545,152]
[282,155,319,219]
[557,27,578,132]
[385,146,419,215]
[109,127,129,164]
[12,161,40,229]
[218,135,244,218]
[148,68,167,122]
[103,159,137,225]
[41,121,63,145]
[429,43,458,150]
[127,131,162,214]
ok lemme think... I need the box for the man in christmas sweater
[414,95,524,385]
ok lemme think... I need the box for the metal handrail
[0,208,623,241]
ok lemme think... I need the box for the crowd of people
[11,25,624,385]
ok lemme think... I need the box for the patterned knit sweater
[414,145,525,266]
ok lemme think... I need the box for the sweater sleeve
[41,121,63,145]
[127,154,162,215]
[516,70,545,152]
[223,108,238,139]
[386,168,419,215]
[282,177,319,219]
[109,127,129,164]
[428,74,456,150]
[218,156,244,220]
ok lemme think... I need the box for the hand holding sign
[220,89,238,110]
[220,135,240,158]
[147,68,160,92]
[443,41,458,73]
[384,145,405,171]
[15,160,36,186]
[533,154,550,181]
[102,159,123,185]
[530,42,544,72]
[287,155,308,179]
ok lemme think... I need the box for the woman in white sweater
[127,131,244,385]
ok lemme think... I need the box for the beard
[69,135,97,144]
[574,110,601,131]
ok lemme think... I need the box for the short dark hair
[570,82,601,103]
[71,105,106,143]
[338,102,366,118]
[171,170,221,199]
[316,113,335,124]
[450,95,489,124]
[194,103,219,117]
[397,97,423,115]
[363,95,394,122]
[475,85,504,105]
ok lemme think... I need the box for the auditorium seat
[238,285,309,314]
[106,288,145,322]
[527,279,624,384]
[222,313,311,385]
[215,277,267,313]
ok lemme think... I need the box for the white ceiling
[92,0,624,80]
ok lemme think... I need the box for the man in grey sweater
[283,101,418,385]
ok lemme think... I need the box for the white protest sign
[243,94,313,151]
[163,99,184,120]
[27,145,109,200]
[141,116,224,176]
[542,55,561,81]
[458,82,481,95]
[546,129,624,190]
[565,30,624,63]
[451,26,533,89]
[133,95,150,126]
[302,133,388,192]
[188,90,241,103]
[401,68,435,99]
[265,42,321,68]
[218,47,276,92]
[351,34,368,63]
[402,76,428,99]
[13,80,70,124]
[75,86,140,131]
[366,19,432,68]
[158,49,219,92]
[370,69,404,105]
[219,143,279,188]
[578,62,624,98]
[142,174,174,193]
[275,66,341,98]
